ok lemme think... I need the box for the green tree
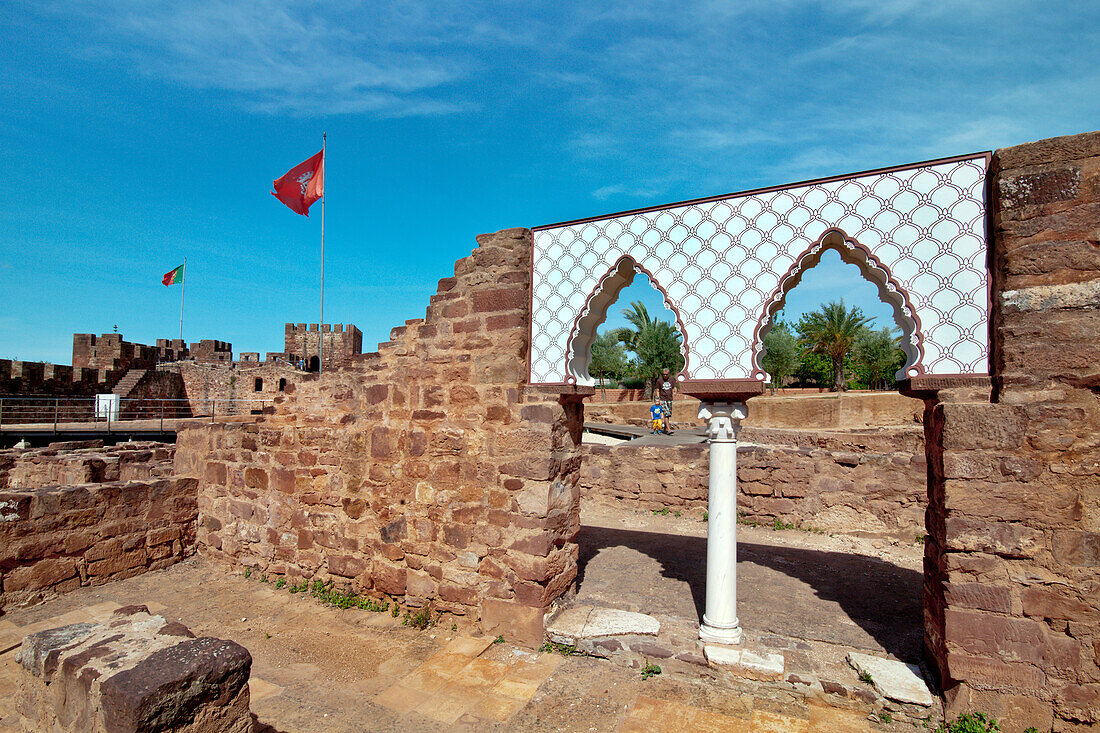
[617,301,685,397]
[794,349,832,388]
[761,320,797,393]
[796,300,871,391]
[853,326,905,390]
[590,331,630,398]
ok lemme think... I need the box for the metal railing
[0,396,272,431]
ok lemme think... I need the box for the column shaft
[698,401,745,645]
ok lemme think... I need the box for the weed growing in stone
[702,511,708,521]
[878,711,891,724]
[674,510,682,517]
[933,713,1000,733]
[773,518,796,531]
[915,534,927,544]
[494,635,506,644]
[274,579,286,589]
[539,641,582,656]
[402,608,438,630]
[279,577,390,612]
[858,670,874,684]
[244,568,252,578]
[652,507,671,516]
[260,575,268,583]
[641,660,662,680]
[391,604,401,618]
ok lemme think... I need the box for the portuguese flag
[162,263,184,286]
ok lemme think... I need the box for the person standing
[657,367,677,434]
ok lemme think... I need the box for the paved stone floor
[0,511,930,732]
[576,504,925,661]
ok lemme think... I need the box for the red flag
[272,149,324,216]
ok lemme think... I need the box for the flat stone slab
[847,652,933,706]
[546,607,659,644]
[703,643,742,667]
[705,644,784,681]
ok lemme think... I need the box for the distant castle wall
[283,323,362,371]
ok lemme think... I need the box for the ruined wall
[581,438,926,537]
[175,229,584,644]
[0,475,197,611]
[924,131,1100,731]
[586,391,923,429]
[0,441,175,491]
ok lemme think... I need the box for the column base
[699,619,743,645]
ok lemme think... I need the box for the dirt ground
[576,502,925,662]
[0,508,932,732]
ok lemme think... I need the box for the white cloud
[44,0,475,117]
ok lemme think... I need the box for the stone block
[944,582,1015,614]
[847,651,933,706]
[3,557,78,592]
[480,598,544,646]
[471,286,526,313]
[1020,586,1092,620]
[945,518,1045,558]
[1052,531,1100,567]
[17,609,252,733]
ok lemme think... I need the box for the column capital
[697,401,747,442]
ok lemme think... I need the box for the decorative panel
[529,154,990,386]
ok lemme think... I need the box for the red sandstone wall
[925,131,1100,732]
[0,475,198,611]
[581,441,926,537]
[175,229,585,644]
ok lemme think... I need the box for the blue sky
[1,1,1097,364]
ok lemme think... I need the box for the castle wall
[176,361,300,416]
[72,333,158,372]
[283,323,362,370]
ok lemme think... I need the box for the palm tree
[616,301,684,397]
[796,300,871,391]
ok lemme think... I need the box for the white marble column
[698,400,747,645]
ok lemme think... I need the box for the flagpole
[179,257,186,342]
[319,133,325,374]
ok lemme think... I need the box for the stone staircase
[110,368,148,398]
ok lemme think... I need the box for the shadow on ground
[575,524,923,661]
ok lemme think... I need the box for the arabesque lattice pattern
[530,155,989,385]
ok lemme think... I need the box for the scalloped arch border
[564,255,692,385]
[749,228,926,381]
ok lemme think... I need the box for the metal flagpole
[319,133,325,374]
[179,257,186,341]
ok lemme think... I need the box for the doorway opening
[567,232,928,683]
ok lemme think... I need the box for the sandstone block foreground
[16,605,252,732]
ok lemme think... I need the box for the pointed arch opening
[565,256,689,387]
[751,229,924,384]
